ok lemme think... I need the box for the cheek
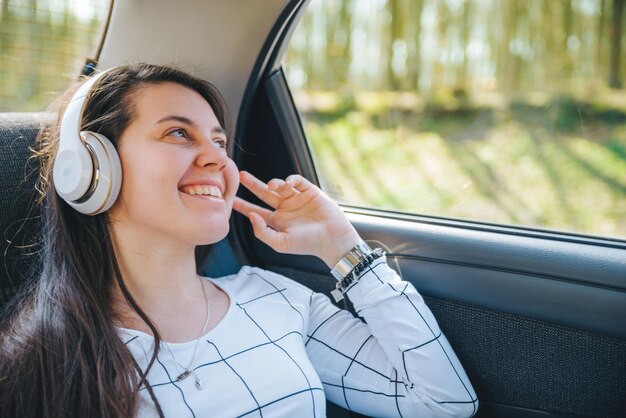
[224,161,240,198]
[117,149,182,206]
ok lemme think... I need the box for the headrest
[0,112,53,307]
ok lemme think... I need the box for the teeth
[209,186,222,198]
[182,185,223,198]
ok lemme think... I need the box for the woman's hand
[233,171,361,268]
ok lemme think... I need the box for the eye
[213,137,228,149]
[166,128,190,141]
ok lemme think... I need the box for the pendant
[175,370,203,390]
[194,374,203,390]
[176,370,192,382]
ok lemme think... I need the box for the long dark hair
[0,63,229,418]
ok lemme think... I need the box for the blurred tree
[609,0,624,88]
[405,0,423,91]
[562,0,574,77]
[457,0,471,91]
[387,0,402,90]
[598,0,607,73]
[323,0,352,88]
[496,1,517,91]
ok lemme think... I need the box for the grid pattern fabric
[121,262,478,417]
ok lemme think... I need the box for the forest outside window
[0,0,110,111]
[283,0,626,240]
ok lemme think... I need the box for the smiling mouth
[180,185,223,199]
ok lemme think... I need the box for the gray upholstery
[0,113,53,306]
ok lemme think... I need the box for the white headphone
[53,69,122,215]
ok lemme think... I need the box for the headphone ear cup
[67,132,122,215]
[53,141,94,202]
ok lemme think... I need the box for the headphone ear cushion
[67,132,122,215]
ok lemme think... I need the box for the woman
[0,64,477,417]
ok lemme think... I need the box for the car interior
[1,1,625,417]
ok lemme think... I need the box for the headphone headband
[58,69,111,154]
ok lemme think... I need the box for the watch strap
[330,240,373,281]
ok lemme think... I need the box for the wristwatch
[330,240,373,281]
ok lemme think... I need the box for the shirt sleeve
[304,256,478,418]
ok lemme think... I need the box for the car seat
[0,112,53,307]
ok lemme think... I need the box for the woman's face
[107,82,239,246]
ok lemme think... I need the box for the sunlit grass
[302,92,626,239]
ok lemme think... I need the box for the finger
[285,174,315,193]
[233,197,273,221]
[248,212,287,253]
[239,171,281,208]
[269,179,298,200]
[267,178,283,191]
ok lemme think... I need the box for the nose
[195,141,228,170]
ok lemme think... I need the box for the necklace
[161,277,210,390]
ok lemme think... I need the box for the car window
[283,0,626,240]
[0,0,110,112]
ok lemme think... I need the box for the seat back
[0,113,52,307]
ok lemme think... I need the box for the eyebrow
[156,115,227,136]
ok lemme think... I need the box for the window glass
[0,0,110,111]
[283,0,626,239]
